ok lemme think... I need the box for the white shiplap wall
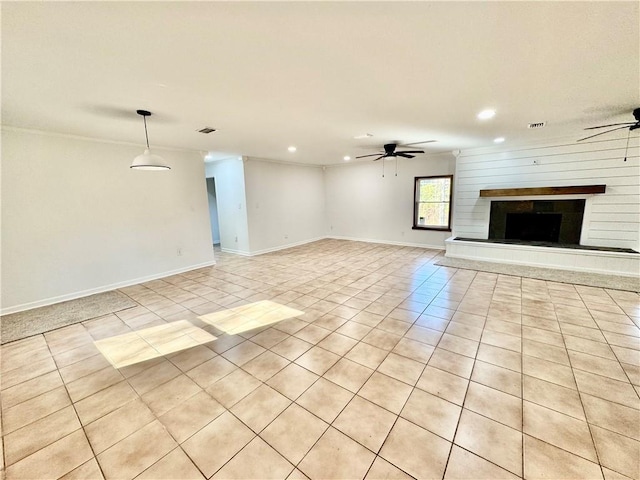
[453,135,640,251]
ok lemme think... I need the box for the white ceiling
[2,1,638,166]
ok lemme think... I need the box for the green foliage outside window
[413,176,453,230]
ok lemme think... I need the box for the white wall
[453,135,640,251]
[204,158,251,254]
[325,153,456,248]
[1,128,216,313]
[243,158,326,254]
[206,177,221,244]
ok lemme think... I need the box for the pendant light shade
[131,149,171,170]
[131,110,170,171]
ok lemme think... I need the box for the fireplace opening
[489,200,585,245]
[505,213,562,242]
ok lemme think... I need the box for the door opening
[206,177,221,247]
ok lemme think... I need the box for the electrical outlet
[235,236,238,243]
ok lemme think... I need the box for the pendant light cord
[143,115,150,149]
[623,129,631,162]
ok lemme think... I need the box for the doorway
[206,177,221,247]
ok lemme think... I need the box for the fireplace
[505,212,562,242]
[489,200,585,245]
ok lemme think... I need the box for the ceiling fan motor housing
[383,143,397,154]
[631,108,640,130]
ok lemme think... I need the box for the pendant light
[130,110,171,170]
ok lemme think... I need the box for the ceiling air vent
[527,122,546,129]
[197,127,216,134]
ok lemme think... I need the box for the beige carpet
[435,256,640,292]
[1,291,138,344]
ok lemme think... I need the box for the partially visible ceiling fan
[577,107,640,142]
[355,141,435,161]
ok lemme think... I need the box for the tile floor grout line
[528,283,639,470]
[443,274,499,479]
[413,270,477,478]
[589,291,640,400]
[76,328,207,477]
[520,277,525,480]
[0,364,6,476]
[209,408,298,479]
[263,263,461,478]
[557,295,609,480]
[217,306,375,473]
[46,338,108,480]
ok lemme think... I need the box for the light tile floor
[1,239,639,480]
[95,320,217,369]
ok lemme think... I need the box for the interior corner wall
[324,153,456,248]
[243,158,326,254]
[453,136,640,252]
[204,158,251,254]
[1,128,215,313]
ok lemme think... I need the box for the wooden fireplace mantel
[479,185,606,198]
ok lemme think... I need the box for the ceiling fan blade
[584,122,635,130]
[396,150,424,154]
[372,155,386,161]
[396,153,415,158]
[355,153,383,159]
[577,125,630,142]
[401,140,437,146]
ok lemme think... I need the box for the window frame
[412,174,453,232]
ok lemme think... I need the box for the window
[413,175,453,231]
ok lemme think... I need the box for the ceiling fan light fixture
[343,156,351,161]
[493,137,505,143]
[354,143,424,161]
[131,110,170,171]
[288,146,297,152]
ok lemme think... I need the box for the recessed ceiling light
[343,156,351,161]
[493,137,505,143]
[353,134,373,139]
[288,146,297,152]
[477,109,496,120]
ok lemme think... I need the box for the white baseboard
[248,237,327,256]
[222,237,327,257]
[327,235,445,250]
[220,247,252,256]
[1,260,217,316]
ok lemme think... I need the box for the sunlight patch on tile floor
[94,320,217,368]
[199,300,304,335]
